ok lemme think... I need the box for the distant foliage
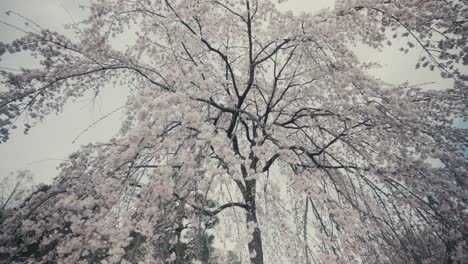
[0,170,34,213]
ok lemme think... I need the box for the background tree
[0,170,34,216]
[0,0,467,263]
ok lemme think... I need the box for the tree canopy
[0,0,467,263]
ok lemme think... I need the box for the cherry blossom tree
[0,0,467,263]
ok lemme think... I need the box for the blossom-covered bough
[0,0,467,263]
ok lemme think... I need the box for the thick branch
[173,194,247,216]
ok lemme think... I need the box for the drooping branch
[173,194,247,217]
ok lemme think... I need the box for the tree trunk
[245,179,264,264]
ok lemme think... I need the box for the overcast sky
[0,0,455,184]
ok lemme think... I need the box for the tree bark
[244,179,264,264]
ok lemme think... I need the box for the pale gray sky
[0,0,455,184]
